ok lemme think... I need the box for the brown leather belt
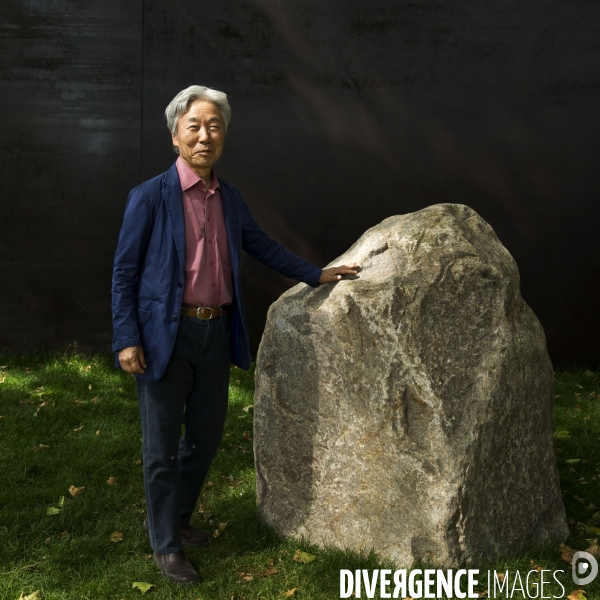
[181,306,228,320]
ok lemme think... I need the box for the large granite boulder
[254,204,568,567]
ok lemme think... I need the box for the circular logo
[572,551,599,586]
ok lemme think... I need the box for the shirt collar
[175,156,220,193]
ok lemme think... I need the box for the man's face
[172,100,225,175]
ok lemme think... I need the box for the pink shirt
[176,157,233,308]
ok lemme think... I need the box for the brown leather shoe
[143,518,213,547]
[154,550,201,585]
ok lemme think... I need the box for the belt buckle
[196,307,212,320]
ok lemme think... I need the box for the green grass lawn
[0,352,598,600]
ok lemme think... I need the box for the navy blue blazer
[112,163,322,381]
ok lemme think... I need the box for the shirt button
[209,261,213,265]
[177,281,183,288]
[208,239,212,244]
[212,283,216,287]
[207,217,211,221]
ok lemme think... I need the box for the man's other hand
[319,263,360,284]
[118,346,147,374]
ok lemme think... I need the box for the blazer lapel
[220,180,234,224]
[162,163,186,269]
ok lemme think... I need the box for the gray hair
[165,85,232,154]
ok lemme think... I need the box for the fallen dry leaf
[107,477,116,485]
[586,543,600,559]
[242,431,252,441]
[132,581,155,594]
[142,553,152,559]
[110,531,123,543]
[222,475,243,486]
[587,525,600,536]
[554,428,570,439]
[284,589,297,597]
[38,444,49,449]
[135,459,142,465]
[96,430,101,435]
[560,543,575,566]
[34,402,48,416]
[261,568,278,577]
[213,522,228,538]
[68,485,84,497]
[567,590,587,600]
[73,425,84,432]
[238,572,253,582]
[31,386,50,397]
[529,559,544,572]
[495,573,505,582]
[243,404,253,412]
[19,592,42,600]
[293,549,316,564]
[46,496,64,516]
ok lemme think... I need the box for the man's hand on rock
[118,346,147,374]
[319,263,360,284]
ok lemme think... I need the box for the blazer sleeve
[111,185,156,352]
[239,199,322,287]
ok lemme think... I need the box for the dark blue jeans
[136,314,231,554]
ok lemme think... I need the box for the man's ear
[171,132,179,148]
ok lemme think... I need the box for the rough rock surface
[254,204,568,567]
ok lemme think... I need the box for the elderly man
[111,85,359,585]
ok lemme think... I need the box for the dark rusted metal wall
[0,0,142,352]
[1,0,599,366]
